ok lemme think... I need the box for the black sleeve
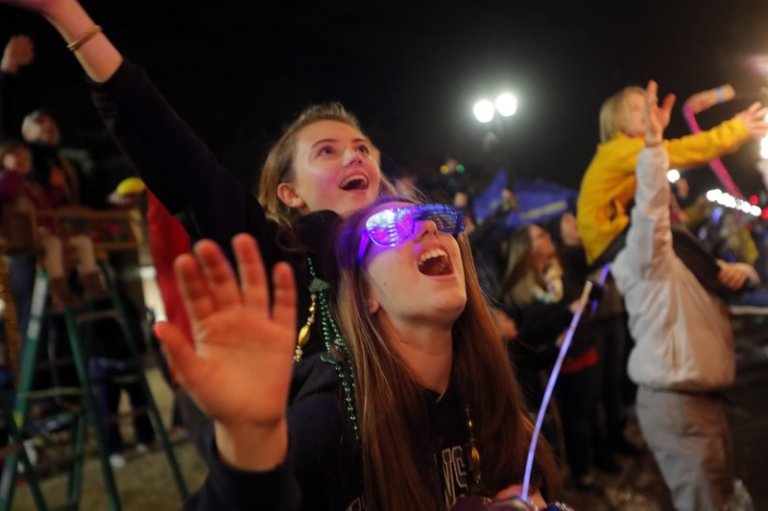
[184,439,301,511]
[516,301,572,348]
[184,357,349,511]
[515,299,596,362]
[89,61,283,269]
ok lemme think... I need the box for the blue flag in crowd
[474,169,578,230]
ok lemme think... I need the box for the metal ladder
[0,263,188,510]
[0,387,47,510]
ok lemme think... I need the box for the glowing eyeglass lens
[357,204,465,263]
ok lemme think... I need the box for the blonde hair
[256,102,395,251]
[598,86,645,142]
[334,199,560,510]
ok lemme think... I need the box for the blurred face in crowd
[278,120,381,217]
[529,224,555,266]
[675,178,689,200]
[623,90,646,138]
[22,111,61,146]
[2,147,32,176]
[559,212,581,247]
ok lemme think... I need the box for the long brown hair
[256,102,395,250]
[335,200,560,510]
[500,225,544,307]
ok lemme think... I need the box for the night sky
[3,0,768,199]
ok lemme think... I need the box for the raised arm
[1,0,278,269]
[621,81,677,278]
[665,101,768,168]
[2,0,122,82]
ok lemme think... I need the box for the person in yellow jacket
[578,85,768,265]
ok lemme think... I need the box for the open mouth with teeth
[418,248,453,276]
[339,175,369,191]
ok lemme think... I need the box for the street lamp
[473,93,519,123]
[495,93,518,117]
[472,91,520,164]
[473,99,495,123]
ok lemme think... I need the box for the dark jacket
[89,60,338,359]
[184,353,475,510]
[506,246,596,408]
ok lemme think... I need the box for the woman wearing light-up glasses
[156,199,571,510]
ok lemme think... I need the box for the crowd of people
[0,32,157,470]
[2,1,768,510]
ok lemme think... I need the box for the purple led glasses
[357,203,465,264]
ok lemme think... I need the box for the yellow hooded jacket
[577,118,749,264]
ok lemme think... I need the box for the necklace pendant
[297,323,311,347]
[471,446,481,467]
[295,291,318,363]
[295,324,312,362]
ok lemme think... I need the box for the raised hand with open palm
[642,80,675,145]
[154,233,296,470]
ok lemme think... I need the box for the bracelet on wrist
[67,25,103,52]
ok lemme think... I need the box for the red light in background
[749,194,759,205]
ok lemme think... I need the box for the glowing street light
[495,93,518,117]
[756,115,768,189]
[706,188,762,217]
[473,99,495,123]
[667,169,680,183]
[473,91,519,123]
[761,134,768,159]
[706,189,722,202]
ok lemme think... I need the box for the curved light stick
[682,85,742,198]
[521,281,593,501]
[590,263,611,315]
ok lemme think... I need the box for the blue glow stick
[589,263,611,315]
[521,281,593,502]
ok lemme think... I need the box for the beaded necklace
[294,257,360,441]
[465,404,482,492]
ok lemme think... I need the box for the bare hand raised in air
[643,80,675,145]
[1,35,34,73]
[154,234,296,468]
[1,0,123,82]
[735,102,768,139]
